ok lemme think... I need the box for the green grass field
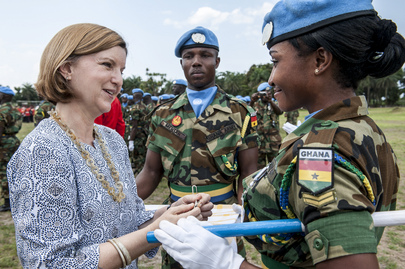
[1,107,404,268]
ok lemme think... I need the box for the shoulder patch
[297,147,334,195]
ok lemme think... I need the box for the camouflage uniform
[243,96,399,268]
[130,101,150,176]
[122,104,133,145]
[147,86,258,269]
[285,109,299,125]
[253,99,283,168]
[34,100,55,126]
[0,102,22,199]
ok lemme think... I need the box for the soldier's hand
[128,140,134,151]
[251,92,259,102]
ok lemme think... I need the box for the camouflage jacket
[130,101,150,137]
[253,99,282,154]
[243,96,399,267]
[147,86,258,186]
[285,110,299,125]
[34,101,55,126]
[0,102,22,136]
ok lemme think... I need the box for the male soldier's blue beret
[175,26,219,58]
[0,86,15,96]
[244,96,251,102]
[151,96,158,101]
[127,95,134,100]
[160,94,172,100]
[257,82,272,92]
[132,88,144,95]
[262,0,375,49]
[172,79,187,86]
[143,92,152,97]
[121,93,128,98]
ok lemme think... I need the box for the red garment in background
[94,97,125,138]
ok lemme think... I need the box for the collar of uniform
[280,95,368,151]
[170,85,233,114]
[312,95,368,122]
[170,92,190,110]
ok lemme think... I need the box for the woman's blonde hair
[35,23,127,103]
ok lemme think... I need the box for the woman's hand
[174,193,213,221]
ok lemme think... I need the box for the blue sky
[1,0,404,90]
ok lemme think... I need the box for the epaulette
[227,93,255,115]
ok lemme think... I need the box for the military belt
[170,183,234,203]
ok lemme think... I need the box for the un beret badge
[192,33,206,44]
[262,21,273,46]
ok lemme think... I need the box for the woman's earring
[315,69,319,74]
[66,76,71,81]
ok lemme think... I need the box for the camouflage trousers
[161,195,246,269]
[0,136,20,198]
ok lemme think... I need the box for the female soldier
[154,0,405,268]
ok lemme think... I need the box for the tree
[144,68,168,95]
[13,83,39,102]
[122,75,143,95]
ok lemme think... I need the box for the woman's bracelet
[114,238,132,266]
[107,239,127,268]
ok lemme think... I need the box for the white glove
[155,216,244,269]
[128,140,134,151]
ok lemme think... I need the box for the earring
[315,69,319,74]
[66,76,71,81]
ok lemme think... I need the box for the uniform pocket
[148,121,186,172]
[206,123,242,177]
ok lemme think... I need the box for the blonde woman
[7,23,212,269]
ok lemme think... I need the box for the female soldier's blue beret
[262,0,375,48]
[175,26,219,58]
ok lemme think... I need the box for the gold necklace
[49,110,125,202]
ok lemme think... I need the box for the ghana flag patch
[297,147,334,195]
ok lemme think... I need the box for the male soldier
[250,82,283,168]
[143,92,155,111]
[171,79,187,96]
[0,86,22,211]
[136,26,259,268]
[128,88,149,176]
[120,93,129,112]
[34,98,55,126]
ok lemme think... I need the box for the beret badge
[191,33,206,44]
[262,22,273,46]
